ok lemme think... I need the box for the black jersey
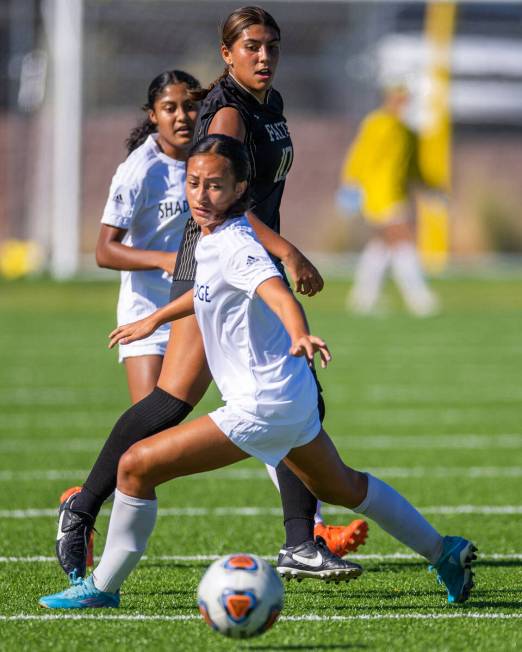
[197,74,293,232]
[171,74,293,295]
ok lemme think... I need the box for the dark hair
[126,70,201,154]
[193,6,281,101]
[187,134,251,217]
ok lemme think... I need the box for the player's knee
[117,443,154,490]
[343,469,368,508]
[313,468,368,509]
[309,476,343,505]
[314,483,347,506]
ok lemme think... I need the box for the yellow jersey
[341,109,419,223]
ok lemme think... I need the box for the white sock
[265,464,323,525]
[353,473,443,563]
[390,242,438,316]
[93,489,157,593]
[349,239,391,312]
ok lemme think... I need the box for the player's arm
[108,289,194,349]
[255,277,331,368]
[245,213,323,298]
[208,106,247,141]
[96,224,177,275]
[208,107,324,298]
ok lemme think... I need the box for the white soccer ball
[197,553,284,639]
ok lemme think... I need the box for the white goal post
[49,0,83,279]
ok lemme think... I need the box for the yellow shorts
[364,201,410,226]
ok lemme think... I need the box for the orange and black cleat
[314,519,368,558]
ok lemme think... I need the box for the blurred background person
[338,85,440,317]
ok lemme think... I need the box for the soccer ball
[197,553,284,639]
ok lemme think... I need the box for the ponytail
[126,115,157,154]
[190,67,229,102]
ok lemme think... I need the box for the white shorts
[118,326,169,363]
[209,405,321,467]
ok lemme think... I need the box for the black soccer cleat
[55,492,94,578]
[276,537,363,582]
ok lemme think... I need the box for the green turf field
[0,277,521,651]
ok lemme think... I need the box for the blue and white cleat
[39,575,120,609]
[430,535,477,604]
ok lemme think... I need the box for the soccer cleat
[39,574,119,609]
[59,487,95,568]
[429,535,477,604]
[277,537,363,582]
[56,487,95,578]
[314,519,369,557]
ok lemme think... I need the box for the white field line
[1,613,521,623]
[1,552,521,564]
[2,381,522,407]
[1,505,521,519]
[2,466,522,482]
[0,470,89,481]
[0,411,519,433]
[332,434,522,449]
[0,388,122,407]
[1,434,521,452]
[337,411,522,427]
[365,386,522,403]
[0,439,105,452]
[0,412,117,430]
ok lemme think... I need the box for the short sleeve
[222,238,282,299]
[101,163,145,230]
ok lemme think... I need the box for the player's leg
[284,429,476,603]
[385,220,438,316]
[273,327,367,557]
[272,459,317,547]
[123,354,164,404]
[348,236,391,313]
[156,315,212,404]
[271,436,367,558]
[93,417,249,591]
[75,316,209,512]
[118,415,249,496]
[285,429,443,558]
[56,317,211,578]
[58,350,165,566]
[41,418,249,608]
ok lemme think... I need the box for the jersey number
[274,146,293,182]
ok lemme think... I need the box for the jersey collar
[149,134,186,167]
[227,73,273,107]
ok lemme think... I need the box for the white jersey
[101,134,190,331]
[194,216,317,424]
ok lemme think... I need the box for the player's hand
[283,248,324,297]
[108,317,159,349]
[289,335,331,368]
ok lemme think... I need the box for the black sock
[72,387,192,519]
[277,368,326,547]
[276,460,317,547]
